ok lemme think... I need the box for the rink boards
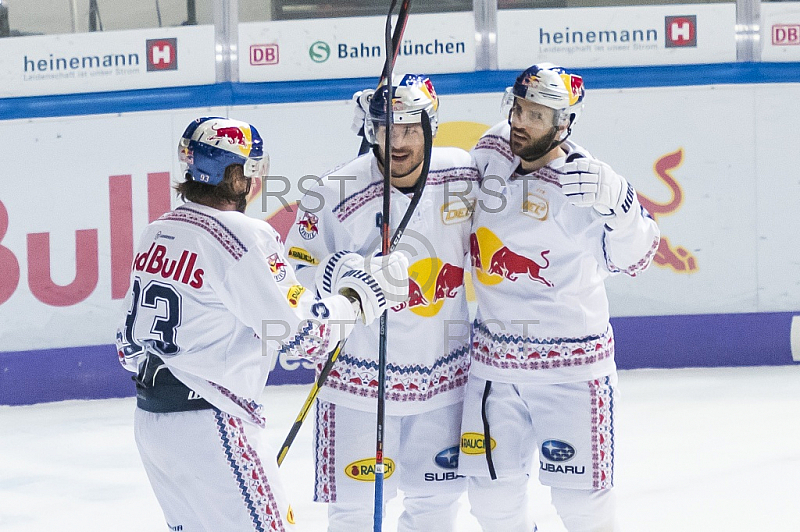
[0,66,798,404]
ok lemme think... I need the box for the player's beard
[390,150,424,180]
[511,126,560,163]
[373,145,425,184]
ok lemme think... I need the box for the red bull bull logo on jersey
[390,257,465,317]
[433,263,464,302]
[472,227,553,287]
[488,247,552,286]
[403,277,429,310]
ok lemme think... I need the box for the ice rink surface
[2,365,799,531]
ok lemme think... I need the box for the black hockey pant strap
[134,354,213,413]
[481,379,497,480]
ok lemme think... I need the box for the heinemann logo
[538,26,658,45]
[23,51,140,76]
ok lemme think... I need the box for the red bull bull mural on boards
[637,148,698,273]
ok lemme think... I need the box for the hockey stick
[275,0,416,471]
[275,139,428,468]
[357,0,412,155]
[374,0,403,527]
[275,157,426,468]
[373,109,431,532]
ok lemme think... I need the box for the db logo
[146,38,178,71]
[773,25,800,45]
[251,44,279,65]
[665,15,697,48]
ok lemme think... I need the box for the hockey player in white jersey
[459,64,660,531]
[284,74,478,531]
[115,116,408,531]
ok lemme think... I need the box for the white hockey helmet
[364,73,439,144]
[503,63,585,133]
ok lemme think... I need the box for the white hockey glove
[315,251,363,298]
[559,158,639,230]
[335,252,409,326]
[350,89,375,136]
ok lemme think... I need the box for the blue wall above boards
[3,62,800,121]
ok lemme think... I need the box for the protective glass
[502,90,561,130]
[370,121,425,145]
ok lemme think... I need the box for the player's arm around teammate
[115,117,408,531]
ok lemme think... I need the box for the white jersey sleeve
[215,219,357,360]
[284,163,362,288]
[114,202,357,425]
[599,197,661,277]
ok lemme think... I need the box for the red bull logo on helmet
[562,73,585,106]
[179,145,194,166]
[421,77,439,112]
[390,257,464,317]
[472,227,553,287]
[519,73,539,89]
[207,124,252,157]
